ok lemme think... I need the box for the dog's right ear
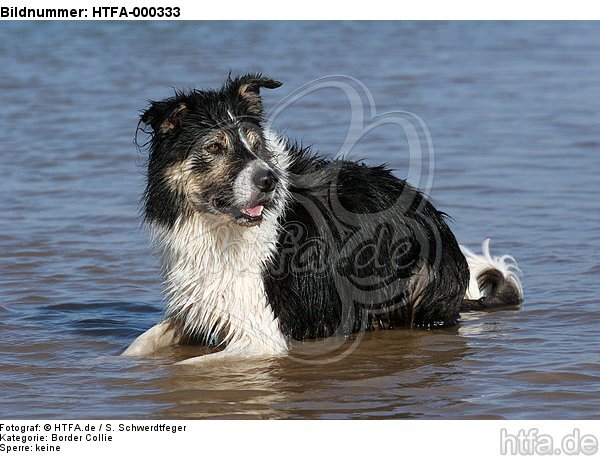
[141,98,188,135]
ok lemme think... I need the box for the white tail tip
[460,238,523,300]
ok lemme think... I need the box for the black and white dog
[123,74,523,364]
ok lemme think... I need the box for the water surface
[0,21,599,419]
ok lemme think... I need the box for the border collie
[123,74,523,364]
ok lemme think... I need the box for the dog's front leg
[174,344,286,365]
[174,350,238,365]
[121,319,181,357]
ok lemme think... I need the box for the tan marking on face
[166,154,232,200]
[203,130,232,152]
[216,131,230,147]
[164,159,194,192]
[244,129,260,146]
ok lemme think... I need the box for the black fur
[264,145,470,339]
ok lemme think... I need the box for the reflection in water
[106,329,473,419]
[1,21,600,419]
[156,357,290,419]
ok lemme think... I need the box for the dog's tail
[460,239,523,311]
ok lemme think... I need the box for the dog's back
[265,143,470,340]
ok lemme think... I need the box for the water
[0,21,599,419]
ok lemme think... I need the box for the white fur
[460,238,523,300]
[264,129,293,186]
[238,128,258,156]
[126,130,293,360]
[232,160,259,205]
[121,319,180,356]
[232,159,275,207]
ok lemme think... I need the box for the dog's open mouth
[211,198,267,226]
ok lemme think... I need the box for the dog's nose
[252,168,278,193]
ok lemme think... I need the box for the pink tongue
[243,205,264,217]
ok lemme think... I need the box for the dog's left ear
[232,74,282,117]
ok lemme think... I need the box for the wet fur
[123,74,523,362]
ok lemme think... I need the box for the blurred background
[0,21,598,418]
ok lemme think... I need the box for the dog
[122,73,523,364]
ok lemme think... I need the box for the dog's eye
[253,141,261,151]
[206,143,223,154]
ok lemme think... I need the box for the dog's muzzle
[252,167,278,194]
[211,160,279,227]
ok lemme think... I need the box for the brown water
[1,22,599,419]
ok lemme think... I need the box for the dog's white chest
[155,214,288,356]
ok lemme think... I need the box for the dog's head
[139,74,285,228]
